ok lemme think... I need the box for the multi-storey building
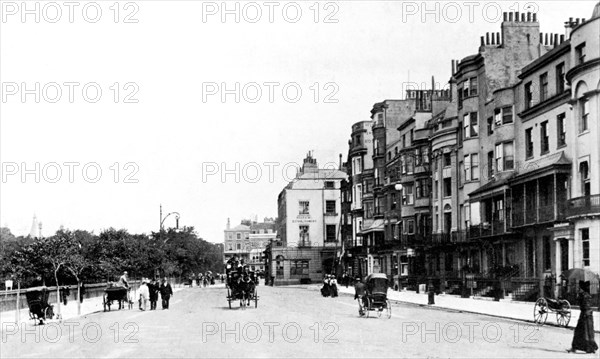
[267,153,347,285]
[342,4,599,301]
[223,218,276,272]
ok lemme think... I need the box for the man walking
[160,277,173,309]
[138,279,149,311]
[148,278,159,310]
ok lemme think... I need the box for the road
[1,284,596,358]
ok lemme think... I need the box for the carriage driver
[118,271,130,289]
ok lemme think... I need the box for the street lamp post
[159,204,181,239]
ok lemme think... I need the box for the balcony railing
[512,200,567,226]
[298,240,311,248]
[567,194,600,217]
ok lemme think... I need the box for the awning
[359,219,384,234]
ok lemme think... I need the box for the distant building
[266,153,347,285]
[223,217,276,272]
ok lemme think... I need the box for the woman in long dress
[321,275,331,297]
[569,281,598,354]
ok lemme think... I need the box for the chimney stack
[227,218,231,230]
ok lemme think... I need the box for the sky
[0,0,596,242]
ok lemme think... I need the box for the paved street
[2,285,598,358]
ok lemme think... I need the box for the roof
[359,219,384,234]
[250,222,276,231]
[510,151,571,184]
[228,224,250,231]
[366,273,388,281]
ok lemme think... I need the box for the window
[557,113,566,147]
[540,121,549,154]
[299,225,309,245]
[227,244,233,251]
[525,128,534,158]
[394,147,398,156]
[581,228,590,266]
[433,180,438,198]
[416,179,430,198]
[540,72,548,102]
[325,200,336,214]
[469,77,478,96]
[228,233,233,240]
[463,80,470,98]
[415,148,422,166]
[236,243,241,250]
[388,152,392,161]
[503,142,514,170]
[236,233,241,240]
[463,112,478,138]
[324,181,334,189]
[494,109,502,127]
[494,199,504,222]
[495,144,503,172]
[353,157,362,175]
[487,117,494,135]
[290,260,309,275]
[444,153,451,167]
[409,129,414,144]
[443,178,452,197]
[458,86,463,108]
[407,220,415,234]
[390,193,397,210]
[556,63,565,93]
[502,106,513,124]
[524,82,533,109]
[580,97,589,133]
[464,154,479,181]
[325,225,336,242]
[299,201,310,215]
[276,261,284,276]
[402,134,406,148]
[580,161,590,196]
[576,43,586,65]
[402,185,414,205]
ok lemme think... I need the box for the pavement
[309,284,600,332]
[0,284,187,328]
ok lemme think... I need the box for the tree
[33,233,73,318]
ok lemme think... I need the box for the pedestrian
[342,272,348,288]
[148,278,159,310]
[568,281,598,354]
[138,279,149,311]
[80,283,86,303]
[354,277,366,316]
[118,271,130,289]
[321,275,331,297]
[330,275,339,298]
[61,286,70,305]
[160,277,173,309]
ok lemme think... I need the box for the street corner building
[340,5,600,303]
[264,153,348,285]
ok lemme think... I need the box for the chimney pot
[509,12,513,21]
[527,12,531,22]
[491,34,495,45]
[503,12,507,21]
[581,18,585,23]
[540,32,543,43]
[486,32,490,45]
[515,12,520,21]
[533,13,537,22]
[521,13,526,22]
[545,33,549,45]
[560,34,565,43]
[480,36,485,46]
[554,34,559,47]
[497,32,500,45]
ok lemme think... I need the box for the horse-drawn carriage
[226,269,259,309]
[25,288,54,325]
[103,285,133,311]
[358,273,392,318]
